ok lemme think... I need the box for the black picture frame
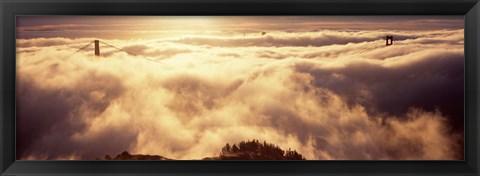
[1,0,479,175]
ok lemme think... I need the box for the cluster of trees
[218,139,306,160]
[98,140,306,160]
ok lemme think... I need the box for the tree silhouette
[221,143,232,155]
[231,144,240,153]
[99,140,306,160]
[218,139,306,160]
[284,148,305,160]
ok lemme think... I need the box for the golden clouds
[16,28,464,160]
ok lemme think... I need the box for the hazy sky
[16,16,464,160]
[16,16,463,39]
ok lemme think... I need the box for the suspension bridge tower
[386,35,393,46]
[94,40,100,57]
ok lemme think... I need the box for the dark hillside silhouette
[99,139,306,160]
[98,151,172,160]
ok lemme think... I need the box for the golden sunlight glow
[15,16,464,160]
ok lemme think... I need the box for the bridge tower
[94,40,100,56]
[386,35,393,46]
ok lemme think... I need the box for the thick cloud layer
[16,28,464,160]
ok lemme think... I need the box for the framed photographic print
[1,0,479,175]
